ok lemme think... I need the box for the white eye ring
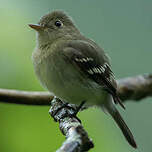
[55,20,63,27]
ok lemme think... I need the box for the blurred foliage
[0,0,152,152]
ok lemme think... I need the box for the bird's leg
[49,97,86,123]
[75,101,86,115]
[68,101,86,123]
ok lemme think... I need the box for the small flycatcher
[29,10,137,148]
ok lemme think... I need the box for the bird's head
[29,10,81,45]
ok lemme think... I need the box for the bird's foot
[68,101,86,123]
[49,98,85,123]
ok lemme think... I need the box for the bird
[29,10,137,148]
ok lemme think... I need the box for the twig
[0,89,52,105]
[0,74,152,105]
[117,74,152,101]
[49,97,94,152]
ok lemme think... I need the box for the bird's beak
[28,24,44,31]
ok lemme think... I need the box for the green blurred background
[0,0,151,151]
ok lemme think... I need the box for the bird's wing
[63,40,125,109]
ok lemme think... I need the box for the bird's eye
[55,20,62,27]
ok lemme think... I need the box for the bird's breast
[33,50,109,106]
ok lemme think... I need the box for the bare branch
[0,89,52,105]
[49,97,94,152]
[0,74,152,105]
[117,74,152,101]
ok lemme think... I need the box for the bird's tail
[107,107,137,148]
